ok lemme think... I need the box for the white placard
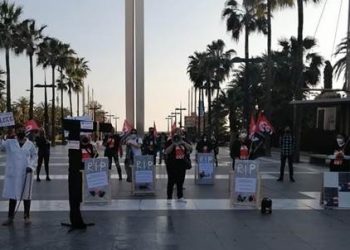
[235,178,257,193]
[86,171,108,189]
[80,121,93,130]
[135,170,153,183]
[67,140,80,149]
[0,112,15,127]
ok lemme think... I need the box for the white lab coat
[1,139,37,200]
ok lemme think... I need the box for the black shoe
[290,178,295,182]
[36,177,41,182]
[276,178,283,182]
[119,176,122,181]
[126,178,132,183]
[46,176,51,181]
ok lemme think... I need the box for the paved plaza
[1,145,350,250]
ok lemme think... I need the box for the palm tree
[37,37,61,146]
[205,39,234,134]
[56,42,75,122]
[333,37,348,87]
[0,1,22,111]
[222,0,268,127]
[13,96,29,124]
[66,57,89,116]
[188,51,208,135]
[264,0,294,115]
[16,19,46,119]
[0,68,5,111]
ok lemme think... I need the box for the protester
[103,132,123,180]
[211,135,219,167]
[35,128,51,182]
[125,128,143,182]
[196,134,213,153]
[277,126,295,182]
[230,129,251,170]
[157,132,167,165]
[1,126,37,226]
[164,128,192,204]
[329,134,349,172]
[143,127,158,165]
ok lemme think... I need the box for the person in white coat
[1,126,37,226]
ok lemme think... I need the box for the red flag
[256,112,274,135]
[153,121,158,137]
[25,120,40,133]
[249,114,257,139]
[122,119,133,134]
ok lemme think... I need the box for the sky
[0,0,348,131]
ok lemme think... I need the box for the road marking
[0,198,323,212]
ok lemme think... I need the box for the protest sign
[230,160,261,208]
[83,157,111,203]
[132,155,155,195]
[0,112,14,127]
[195,153,215,185]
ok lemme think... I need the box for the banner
[132,155,155,194]
[195,153,215,185]
[25,120,40,132]
[83,157,111,203]
[0,112,14,127]
[230,160,260,208]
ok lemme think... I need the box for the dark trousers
[166,163,186,199]
[280,155,294,179]
[158,150,164,164]
[107,152,122,178]
[8,199,31,218]
[37,152,50,178]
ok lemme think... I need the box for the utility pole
[176,104,186,128]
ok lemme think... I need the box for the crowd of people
[0,123,349,226]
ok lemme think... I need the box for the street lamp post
[106,114,114,123]
[165,117,172,132]
[175,105,186,128]
[88,103,101,122]
[171,111,180,127]
[34,82,56,136]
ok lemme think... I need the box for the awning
[289,97,350,106]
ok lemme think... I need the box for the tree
[0,68,5,111]
[0,1,22,111]
[188,51,208,135]
[66,57,89,116]
[294,0,322,161]
[270,36,323,129]
[37,37,61,145]
[12,96,29,124]
[15,19,46,119]
[222,0,268,127]
[205,39,234,135]
[264,0,294,116]
[56,42,75,121]
[333,38,348,87]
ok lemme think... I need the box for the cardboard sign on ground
[83,157,111,203]
[230,160,261,208]
[132,155,156,195]
[195,153,215,185]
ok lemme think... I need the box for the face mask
[17,132,25,140]
[337,139,344,145]
[239,133,247,140]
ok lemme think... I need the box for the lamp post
[34,82,56,136]
[88,102,101,122]
[165,116,172,132]
[113,116,119,132]
[171,111,180,127]
[106,114,114,123]
[175,105,186,128]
